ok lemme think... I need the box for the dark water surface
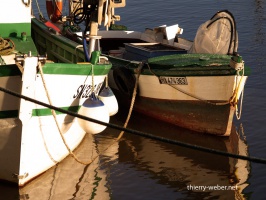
[1,0,266,199]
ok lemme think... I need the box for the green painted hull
[107,53,250,77]
[31,18,86,63]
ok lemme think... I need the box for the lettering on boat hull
[159,76,188,85]
[73,83,103,99]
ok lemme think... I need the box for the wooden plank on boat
[123,43,187,61]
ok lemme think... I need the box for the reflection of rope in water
[238,123,247,143]
[0,86,266,164]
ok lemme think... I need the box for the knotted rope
[0,37,15,56]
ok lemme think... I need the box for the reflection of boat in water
[111,111,250,199]
[232,124,250,199]
[18,133,119,199]
[6,114,248,199]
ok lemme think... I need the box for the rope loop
[0,37,15,56]
[229,61,245,120]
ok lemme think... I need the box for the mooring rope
[230,70,245,120]
[116,62,143,140]
[38,62,95,165]
[0,37,15,56]
[89,62,144,162]
[0,86,266,164]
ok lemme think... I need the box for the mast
[69,0,126,60]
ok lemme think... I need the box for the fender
[46,0,63,23]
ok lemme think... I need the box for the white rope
[234,68,245,120]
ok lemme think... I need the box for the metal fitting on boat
[15,52,47,64]
[38,55,47,64]
[21,32,27,42]
[229,56,244,70]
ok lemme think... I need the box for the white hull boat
[0,0,114,186]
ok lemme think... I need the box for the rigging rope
[34,0,44,19]
[0,86,266,164]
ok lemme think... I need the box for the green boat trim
[41,63,111,75]
[146,54,250,76]
[0,106,80,119]
[0,110,19,119]
[0,63,111,77]
[32,106,80,117]
[0,23,31,38]
[108,53,250,77]
[0,65,22,77]
[148,54,232,66]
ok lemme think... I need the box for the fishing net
[189,10,238,55]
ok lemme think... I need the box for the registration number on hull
[159,76,188,85]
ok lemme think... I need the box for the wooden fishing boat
[0,0,115,186]
[31,0,249,136]
[100,9,250,136]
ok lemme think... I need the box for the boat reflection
[110,111,250,199]
[0,111,250,199]
[19,133,118,200]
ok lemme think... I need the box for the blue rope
[83,32,90,62]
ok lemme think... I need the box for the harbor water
[1,0,266,199]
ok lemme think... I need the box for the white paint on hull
[137,75,247,101]
[18,116,86,186]
[0,70,107,186]
[33,74,105,109]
